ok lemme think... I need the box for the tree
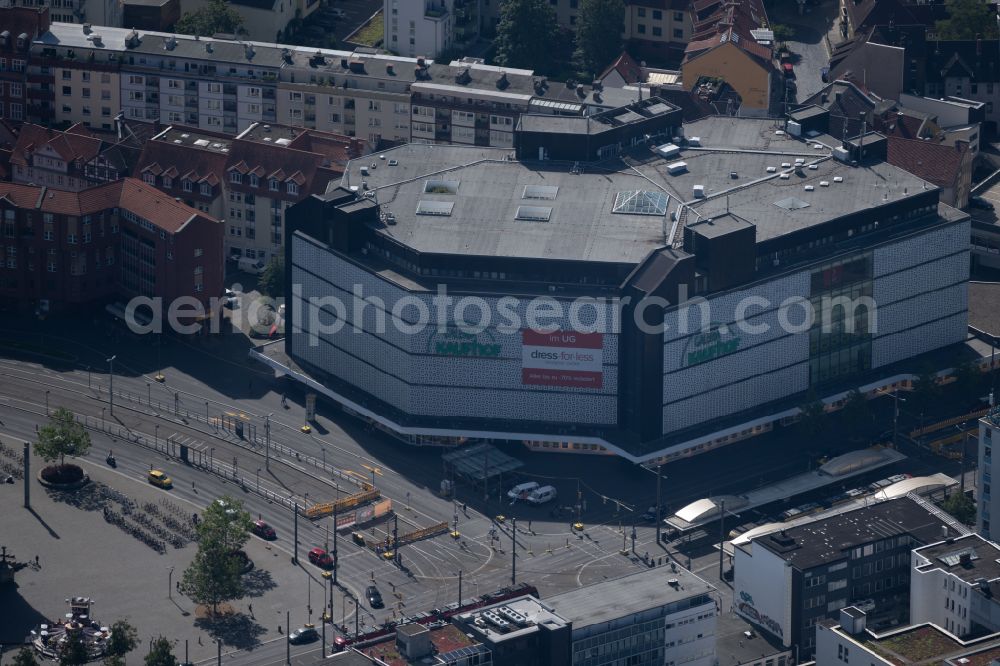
[144,637,178,666]
[103,656,127,666]
[910,369,940,414]
[574,0,626,78]
[59,630,89,666]
[771,23,795,44]
[181,495,252,615]
[935,0,999,40]
[942,491,976,525]
[35,407,91,469]
[106,620,139,661]
[842,388,874,442]
[257,255,284,299]
[494,0,557,70]
[952,359,984,405]
[797,391,827,439]
[12,647,39,666]
[175,0,244,38]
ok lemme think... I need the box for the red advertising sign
[521,329,603,388]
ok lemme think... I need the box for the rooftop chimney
[840,608,867,636]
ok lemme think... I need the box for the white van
[526,485,557,505]
[507,481,540,501]
[238,257,266,274]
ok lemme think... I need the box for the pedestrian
[35,555,39,566]
[248,603,254,618]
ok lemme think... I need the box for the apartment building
[410,59,534,148]
[275,48,417,144]
[226,0,320,44]
[2,0,120,26]
[136,122,361,263]
[1,7,50,125]
[0,177,222,314]
[384,0,479,59]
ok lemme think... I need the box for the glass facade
[808,253,874,387]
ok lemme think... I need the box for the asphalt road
[0,311,971,661]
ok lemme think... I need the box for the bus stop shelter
[442,443,524,501]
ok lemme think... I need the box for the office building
[734,496,967,657]
[978,407,1000,540]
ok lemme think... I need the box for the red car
[251,520,276,540]
[308,547,334,569]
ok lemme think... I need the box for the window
[62,85,72,96]
[674,28,684,38]
[653,26,662,36]
[199,183,212,196]
[143,173,156,185]
[12,59,24,73]
[674,10,684,20]
[653,9,662,19]
[194,248,203,257]
[637,7,646,16]
[206,82,221,93]
[168,79,181,89]
[182,180,193,192]
[246,87,261,98]
[269,179,279,192]
[230,171,243,184]
[249,174,258,187]
[9,83,20,98]
[287,182,298,195]
[62,69,72,80]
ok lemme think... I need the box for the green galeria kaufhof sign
[684,323,741,366]
[428,329,502,358]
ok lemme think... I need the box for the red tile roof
[886,136,965,191]
[0,177,215,233]
[11,123,102,168]
[599,52,645,85]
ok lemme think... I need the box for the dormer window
[269,179,279,191]
[230,171,242,184]
[182,179,192,192]
[163,176,172,188]
[249,173,258,187]
[287,182,298,195]
[142,172,155,185]
[199,182,212,196]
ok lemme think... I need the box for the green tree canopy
[942,491,976,525]
[574,0,626,78]
[59,630,89,666]
[181,496,252,614]
[106,620,139,660]
[910,369,940,415]
[257,255,284,299]
[102,656,126,666]
[952,359,985,404]
[144,637,178,666]
[797,391,828,440]
[12,647,40,666]
[935,0,999,40]
[494,0,557,70]
[36,407,91,468]
[175,0,244,38]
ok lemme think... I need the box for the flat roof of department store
[341,125,942,264]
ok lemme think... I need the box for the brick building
[0,176,222,315]
[0,7,49,125]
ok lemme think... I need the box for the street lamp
[265,413,272,470]
[106,355,117,415]
[641,463,666,544]
[256,467,261,493]
[875,387,905,449]
[168,566,174,599]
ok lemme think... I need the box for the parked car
[507,481,540,501]
[329,8,346,17]
[641,506,666,522]
[971,196,995,211]
[308,547,334,569]
[366,585,384,609]
[147,469,173,489]
[526,485,558,505]
[288,625,319,644]
[251,520,276,540]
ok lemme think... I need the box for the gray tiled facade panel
[872,282,967,338]
[662,332,810,403]
[872,311,968,368]
[872,252,968,318]
[872,221,971,277]
[292,268,620,360]
[663,363,809,433]
[291,296,619,392]
[291,238,618,343]
[290,324,617,423]
[662,270,811,373]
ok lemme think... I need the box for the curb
[37,469,91,490]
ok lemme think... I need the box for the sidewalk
[0,448,314,663]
